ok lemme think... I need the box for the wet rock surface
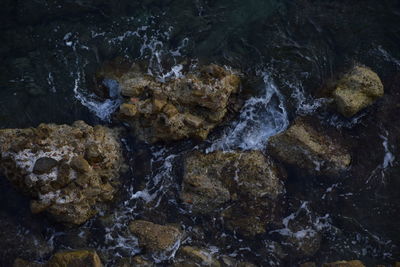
[14,250,103,267]
[181,150,285,236]
[129,220,183,255]
[332,65,384,117]
[322,260,365,267]
[0,121,124,225]
[268,116,351,175]
[100,63,241,143]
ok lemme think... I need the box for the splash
[207,71,289,151]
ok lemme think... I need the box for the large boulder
[99,63,241,143]
[0,121,124,225]
[268,117,351,175]
[129,220,183,255]
[181,150,285,236]
[332,65,384,117]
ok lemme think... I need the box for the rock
[322,260,365,267]
[332,65,384,117]
[268,117,351,175]
[13,258,42,267]
[70,156,91,173]
[0,121,124,225]
[181,150,285,236]
[129,220,183,253]
[47,250,102,267]
[99,63,241,143]
[117,256,154,267]
[32,157,58,174]
[173,246,220,267]
[300,263,317,267]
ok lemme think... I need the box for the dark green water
[0,0,399,266]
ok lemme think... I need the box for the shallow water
[0,0,400,266]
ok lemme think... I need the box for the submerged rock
[0,121,124,225]
[181,150,285,236]
[14,250,103,267]
[268,117,351,175]
[322,260,365,267]
[332,65,384,117]
[100,63,241,143]
[173,246,220,267]
[129,220,183,254]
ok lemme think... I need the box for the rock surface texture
[0,121,124,225]
[100,63,241,143]
[13,250,103,267]
[268,117,351,175]
[129,220,183,255]
[181,150,285,236]
[332,65,384,117]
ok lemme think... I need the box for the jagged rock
[268,117,351,175]
[322,260,365,267]
[129,220,183,254]
[181,150,285,236]
[0,121,124,225]
[99,63,241,143]
[173,246,220,267]
[332,65,384,117]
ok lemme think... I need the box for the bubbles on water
[207,71,289,151]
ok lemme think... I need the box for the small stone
[32,157,58,174]
[70,156,91,173]
[120,103,138,117]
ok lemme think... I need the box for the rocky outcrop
[181,150,285,236]
[14,250,103,267]
[268,117,351,175]
[332,65,384,117]
[99,63,241,143]
[129,220,183,255]
[0,121,124,225]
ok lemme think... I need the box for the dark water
[0,0,400,266]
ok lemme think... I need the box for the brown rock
[333,65,384,117]
[70,156,91,173]
[181,150,285,236]
[120,103,138,117]
[0,121,124,225]
[107,63,241,143]
[47,250,102,267]
[268,117,351,175]
[173,246,220,267]
[322,260,365,267]
[129,220,182,253]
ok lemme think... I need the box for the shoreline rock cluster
[0,62,391,266]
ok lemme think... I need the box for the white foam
[207,72,289,151]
